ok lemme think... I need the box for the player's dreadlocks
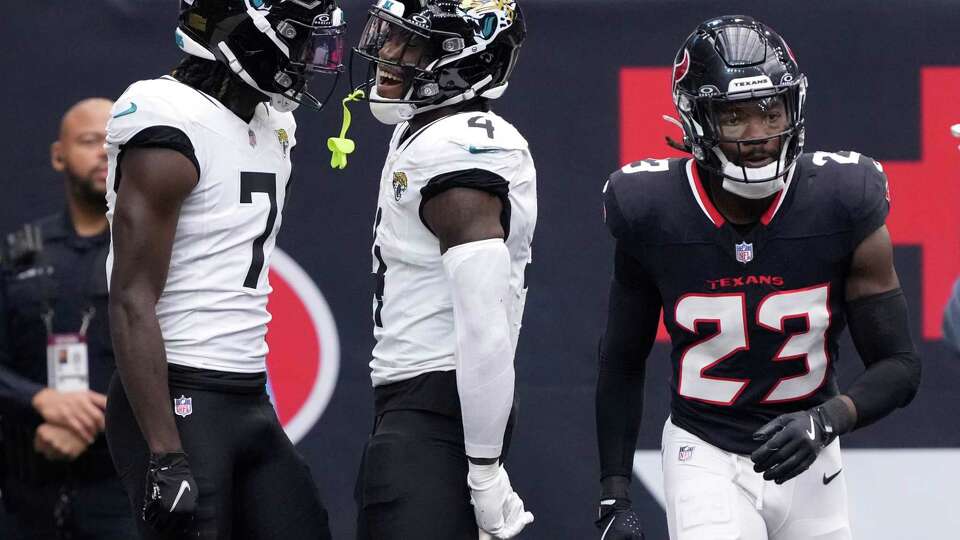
[170,55,236,101]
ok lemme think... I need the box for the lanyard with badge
[43,306,94,392]
[27,224,105,393]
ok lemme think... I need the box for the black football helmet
[176,0,346,112]
[671,15,807,186]
[351,0,526,123]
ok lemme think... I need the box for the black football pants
[355,409,479,540]
[105,372,330,540]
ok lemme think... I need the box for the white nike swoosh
[170,480,191,512]
[806,416,816,440]
[601,518,615,540]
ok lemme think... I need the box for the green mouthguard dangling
[328,89,366,170]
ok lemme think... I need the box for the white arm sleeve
[442,238,515,459]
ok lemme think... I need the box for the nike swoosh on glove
[751,407,835,484]
[143,452,199,535]
[468,463,534,539]
[596,498,644,539]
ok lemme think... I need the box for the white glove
[952,124,960,151]
[468,463,534,539]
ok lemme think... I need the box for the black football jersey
[603,152,890,454]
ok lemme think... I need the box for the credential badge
[735,241,754,264]
[174,395,193,417]
[393,171,408,201]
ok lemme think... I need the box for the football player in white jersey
[102,1,345,538]
[350,1,536,538]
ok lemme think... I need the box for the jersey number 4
[675,285,831,405]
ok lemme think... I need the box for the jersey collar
[685,159,797,228]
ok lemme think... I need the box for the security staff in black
[0,98,137,540]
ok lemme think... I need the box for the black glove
[143,452,198,535]
[750,406,836,484]
[595,498,644,540]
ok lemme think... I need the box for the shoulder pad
[603,157,686,240]
[801,151,888,205]
[430,111,528,153]
[800,151,890,242]
[408,111,529,180]
[106,79,196,148]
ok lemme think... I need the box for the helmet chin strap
[368,75,497,126]
[368,87,417,125]
[713,137,792,200]
[218,42,300,113]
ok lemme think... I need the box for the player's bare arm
[595,244,660,539]
[421,186,504,253]
[752,224,921,483]
[108,147,198,454]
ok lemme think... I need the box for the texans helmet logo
[673,48,690,84]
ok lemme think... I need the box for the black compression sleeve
[845,288,921,429]
[597,245,661,482]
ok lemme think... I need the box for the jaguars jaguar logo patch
[392,171,408,201]
[276,128,290,157]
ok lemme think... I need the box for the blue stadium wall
[2,1,958,538]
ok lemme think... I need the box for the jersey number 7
[240,171,279,289]
[675,285,831,405]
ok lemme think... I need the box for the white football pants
[661,418,852,540]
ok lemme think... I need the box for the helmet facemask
[681,85,806,196]
[350,0,524,124]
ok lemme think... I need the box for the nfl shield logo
[174,395,193,418]
[678,445,695,462]
[735,241,754,264]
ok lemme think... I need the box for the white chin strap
[714,138,792,200]
[368,87,417,125]
[368,75,500,126]
[217,42,299,112]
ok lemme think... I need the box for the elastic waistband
[374,370,462,418]
[168,363,266,394]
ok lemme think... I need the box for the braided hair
[170,55,237,101]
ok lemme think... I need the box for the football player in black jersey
[595,15,921,540]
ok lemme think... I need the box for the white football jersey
[370,110,537,386]
[105,76,297,373]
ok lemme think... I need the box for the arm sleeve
[443,239,515,459]
[845,288,922,429]
[851,159,891,248]
[597,243,661,480]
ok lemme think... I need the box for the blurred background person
[0,98,137,539]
